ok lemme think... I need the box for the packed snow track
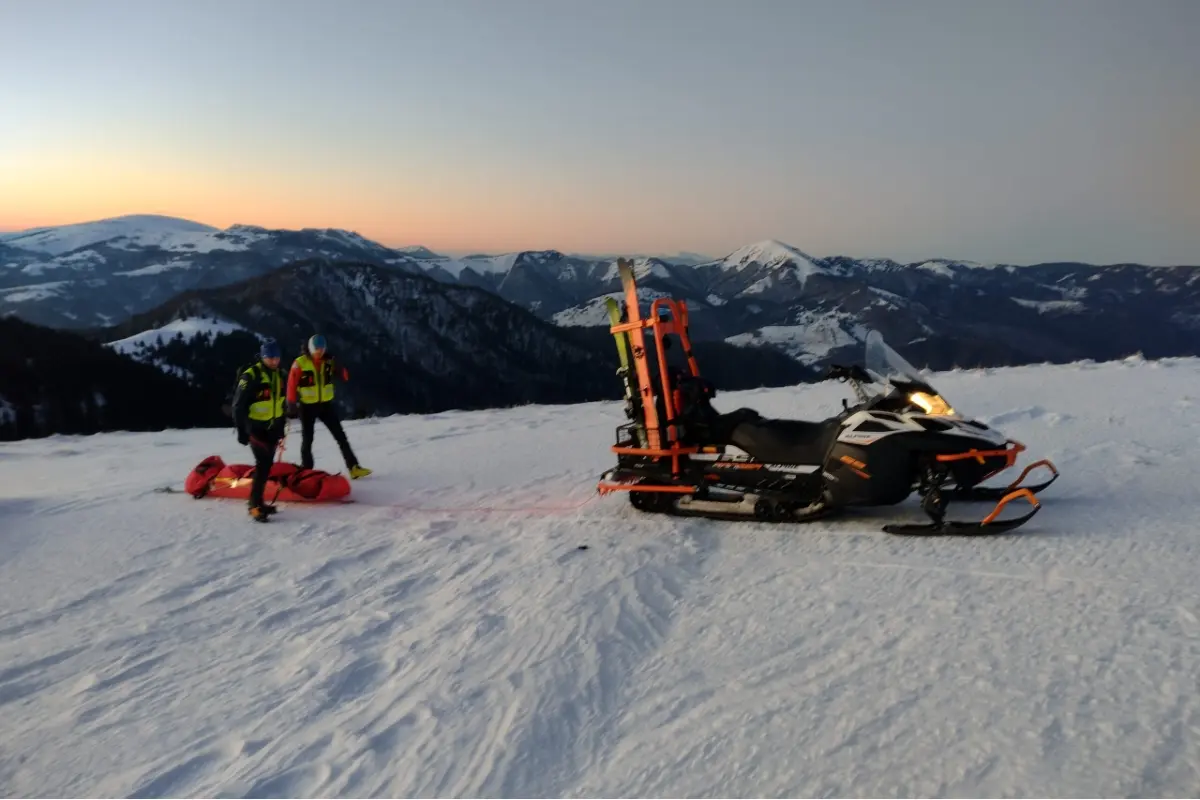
[2,356,1199,797]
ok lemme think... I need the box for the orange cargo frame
[598,259,703,494]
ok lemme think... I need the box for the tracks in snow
[0,486,719,798]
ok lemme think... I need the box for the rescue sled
[184,455,352,503]
[596,259,1059,535]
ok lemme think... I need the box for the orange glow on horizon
[0,155,792,256]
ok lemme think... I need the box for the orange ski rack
[605,258,705,481]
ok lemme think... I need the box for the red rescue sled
[184,455,351,503]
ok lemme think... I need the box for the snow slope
[725,310,864,364]
[3,357,1200,796]
[0,215,220,256]
[703,239,826,285]
[106,317,250,356]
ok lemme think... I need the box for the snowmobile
[596,259,1059,534]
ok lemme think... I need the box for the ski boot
[349,465,372,479]
[248,503,278,522]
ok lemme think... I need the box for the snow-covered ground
[0,215,220,256]
[725,312,863,365]
[106,317,251,356]
[2,357,1200,796]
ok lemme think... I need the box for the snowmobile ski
[882,488,1041,535]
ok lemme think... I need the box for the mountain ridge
[4,214,1198,376]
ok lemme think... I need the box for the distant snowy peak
[600,256,674,282]
[297,227,391,253]
[0,216,398,261]
[714,240,820,272]
[419,252,522,279]
[696,239,830,293]
[0,215,220,256]
[106,316,254,379]
[911,258,1005,276]
[395,245,443,259]
[107,316,250,353]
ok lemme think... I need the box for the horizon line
[1,212,1195,269]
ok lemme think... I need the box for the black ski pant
[298,401,357,470]
[247,425,283,508]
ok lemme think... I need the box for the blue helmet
[308,334,327,353]
[260,338,281,360]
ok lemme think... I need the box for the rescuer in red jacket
[286,334,371,479]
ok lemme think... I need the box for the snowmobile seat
[728,416,839,466]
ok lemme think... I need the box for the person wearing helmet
[286,333,371,479]
[232,338,287,521]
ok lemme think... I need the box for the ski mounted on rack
[595,258,1059,535]
[604,295,648,449]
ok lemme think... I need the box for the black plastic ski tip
[882,504,1040,536]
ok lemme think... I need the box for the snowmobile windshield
[864,330,924,386]
[862,330,956,416]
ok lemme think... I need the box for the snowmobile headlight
[910,391,955,416]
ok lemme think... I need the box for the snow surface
[422,252,521,279]
[552,289,673,327]
[3,357,1200,796]
[1012,297,1087,314]
[1,280,68,303]
[726,311,862,364]
[107,317,250,356]
[915,260,957,278]
[703,239,825,285]
[112,258,198,278]
[0,215,220,256]
[394,245,443,259]
[599,257,674,283]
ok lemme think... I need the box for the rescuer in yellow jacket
[232,338,287,521]
[286,334,371,479]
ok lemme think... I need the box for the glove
[287,401,300,418]
[237,428,249,446]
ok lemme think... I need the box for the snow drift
[1,356,1199,796]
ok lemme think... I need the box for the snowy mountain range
[0,215,415,329]
[4,215,1200,374]
[96,259,620,418]
[88,259,812,422]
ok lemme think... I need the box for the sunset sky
[2,0,1197,264]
